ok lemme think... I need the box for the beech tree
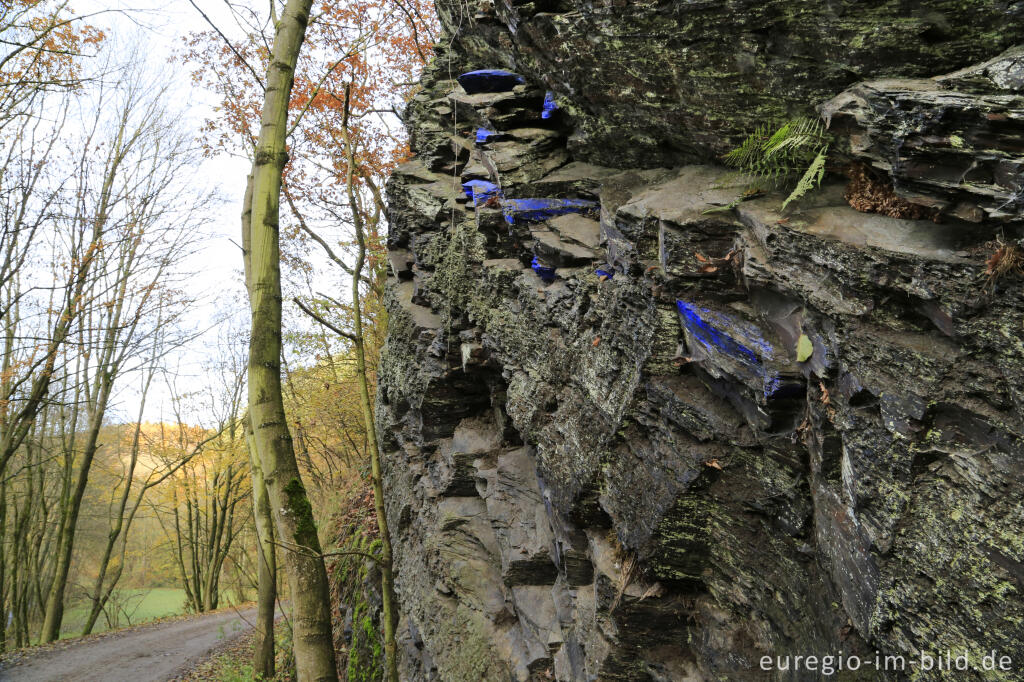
[184,0,435,677]
[246,417,278,678]
[240,2,339,679]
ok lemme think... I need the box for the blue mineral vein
[457,70,526,94]
[541,91,558,119]
[502,198,598,225]
[675,300,781,398]
[531,256,556,282]
[462,179,501,205]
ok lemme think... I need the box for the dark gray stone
[824,46,1024,223]
[377,13,1024,682]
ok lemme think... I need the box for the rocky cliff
[376,2,1024,679]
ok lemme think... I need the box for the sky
[74,1,257,424]
[39,1,368,426]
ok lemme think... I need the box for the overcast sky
[74,1,256,424]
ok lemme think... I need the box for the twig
[270,537,380,564]
[292,298,357,341]
[282,187,366,284]
[186,0,265,92]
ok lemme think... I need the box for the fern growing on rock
[723,116,831,209]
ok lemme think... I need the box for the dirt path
[0,607,258,682]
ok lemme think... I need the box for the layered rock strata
[433,0,1024,167]
[377,5,1024,680]
[825,45,1024,223]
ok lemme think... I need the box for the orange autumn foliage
[180,0,436,222]
[1,0,104,90]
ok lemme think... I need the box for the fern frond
[724,123,771,169]
[782,149,828,210]
[723,117,832,210]
[765,120,826,158]
[764,121,794,152]
[764,134,812,158]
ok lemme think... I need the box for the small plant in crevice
[718,116,832,211]
[610,553,639,614]
[604,529,665,615]
[844,162,939,221]
[983,238,1024,291]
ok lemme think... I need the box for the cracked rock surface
[377,6,1024,680]
[825,45,1024,223]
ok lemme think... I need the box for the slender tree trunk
[202,470,228,612]
[339,88,399,682]
[247,422,277,679]
[242,2,338,680]
[170,488,198,612]
[0,479,6,652]
[40,375,115,642]
[187,498,203,611]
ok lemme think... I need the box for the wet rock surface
[378,9,1024,682]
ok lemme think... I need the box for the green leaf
[782,149,828,210]
[796,333,814,362]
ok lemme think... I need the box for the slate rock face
[433,0,1024,168]
[376,7,1024,681]
[825,45,1024,223]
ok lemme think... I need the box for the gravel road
[0,607,258,682]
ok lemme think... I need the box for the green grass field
[59,587,243,638]
[60,588,187,638]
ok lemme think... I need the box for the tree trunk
[0,479,6,652]
[242,2,338,680]
[247,422,277,679]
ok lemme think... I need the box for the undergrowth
[844,163,938,220]
[181,624,295,681]
[325,478,383,682]
[984,238,1024,290]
